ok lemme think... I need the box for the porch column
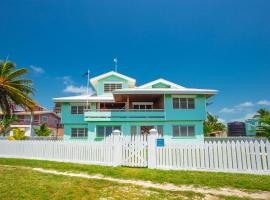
[112,129,122,166]
[148,128,158,169]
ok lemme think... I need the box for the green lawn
[0,165,204,200]
[0,158,269,192]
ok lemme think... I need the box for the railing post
[112,129,122,167]
[148,128,158,169]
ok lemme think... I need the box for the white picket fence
[155,140,270,174]
[0,130,269,174]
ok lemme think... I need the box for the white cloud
[229,112,256,122]
[236,101,254,108]
[257,100,270,106]
[58,76,74,85]
[30,65,44,74]
[220,108,236,113]
[63,85,87,95]
[218,118,226,123]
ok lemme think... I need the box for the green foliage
[0,115,18,136]
[12,128,28,140]
[254,109,270,140]
[0,60,36,116]
[204,113,226,136]
[34,123,52,136]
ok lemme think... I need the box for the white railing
[0,131,269,174]
[84,109,164,112]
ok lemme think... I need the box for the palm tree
[254,109,270,140]
[204,113,226,136]
[0,60,36,116]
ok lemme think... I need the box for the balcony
[84,109,165,122]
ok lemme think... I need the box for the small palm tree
[34,123,52,137]
[204,113,226,136]
[0,60,36,116]
[0,115,17,136]
[254,109,270,140]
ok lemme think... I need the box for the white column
[148,128,158,169]
[112,129,122,167]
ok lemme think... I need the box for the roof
[0,110,60,118]
[53,95,115,103]
[90,71,136,88]
[112,88,218,98]
[138,78,186,89]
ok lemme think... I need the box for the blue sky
[1,0,270,122]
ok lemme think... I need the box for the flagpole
[86,69,90,109]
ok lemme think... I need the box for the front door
[140,126,154,136]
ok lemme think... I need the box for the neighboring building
[53,71,217,142]
[0,105,61,136]
[245,118,258,136]
[227,122,246,137]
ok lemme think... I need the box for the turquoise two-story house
[53,71,217,142]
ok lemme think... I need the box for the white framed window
[41,116,48,123]
[24,115,31,122]
[96,126,121,138]
[71,104,91,114]
[132,102,153,110]
[104,82,122,93]
[173,125,195,137]
[71,128,88,138]
[173,98,195,109]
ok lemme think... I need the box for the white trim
[172,94,196,98]
[138,78,185,89]
[132,102,154,105]
[90,71,136,88]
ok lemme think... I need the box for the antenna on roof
[113,58,118,72]
[82,70,91,108]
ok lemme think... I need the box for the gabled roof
[90,71,136,88]
[138,78,186,89]
[53,95,114,103]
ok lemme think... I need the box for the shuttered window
[71,128,88,138]
[104,83,122,93]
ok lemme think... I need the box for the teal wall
[96,75,129,96]
[61,94,206,142]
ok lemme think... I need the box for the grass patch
[0,165,203,200]
[0,158,270,192]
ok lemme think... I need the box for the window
[172,98,195,109]
[71,104,91,114]
[71,128,88,138]
[96,126,121,138]
[157,125,164,137]
[173,125,195,137]
[132,102,153,110]
[24,115,31,122]
[104,83,122,93]
[41,116,48,123]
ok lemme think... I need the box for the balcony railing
[84,109,164,112]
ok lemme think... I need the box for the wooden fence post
[112,129,122,167]
[148,128,158,169]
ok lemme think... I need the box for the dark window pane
[188,126,195,136]
[77,106,84,114]
[133,105,139,109]
[180,98,187,109]
[71,128,77,137]
[71,106,77,114]
[173,126,179,137]
[146,105,152,109]
[157,125,163,137]
[97,127,104,137]
[188,98,195,109]
[173,98,179,109]
[180,126,188,136]
[105,126,113,136]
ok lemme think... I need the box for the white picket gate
[121,135,148,167]
[0,130,269,175]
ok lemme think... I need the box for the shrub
[34,124,52,136]
[12,128,28,140]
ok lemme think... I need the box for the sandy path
[28,167,270,200]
